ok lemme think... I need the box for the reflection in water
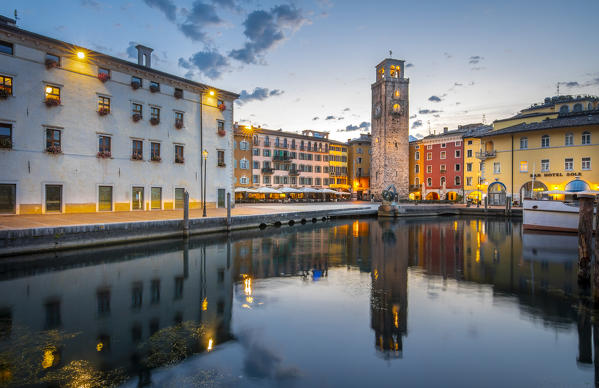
[0,217,593,386]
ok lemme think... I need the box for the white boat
[523,195,597,233]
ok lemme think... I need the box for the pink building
[251,129,331,188]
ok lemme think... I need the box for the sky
[2,0,599,141]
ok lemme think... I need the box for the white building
[0,16,238,214]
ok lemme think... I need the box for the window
[0,123,12,149]
[357,157,362,164]
[175,188,185,209]
[440,164,446,173]
[466,177,472,186]
[415,164,420,173]
[467,140,472,145]
[564,158,573,171]
[240,140,249,150]
[98,135,111,155]
[132,103,142,118]
[466,163,472,172]
[132,140,143,160]
[467,149,472,158]
[240,158,249,169]
[414,177,420,186]
[253,175,259,184]
[441,143,446,148]
[541,159,549,172]
[415,151,420,160]
[253,161,259,169]
[44,85,60,102]
[263,149,270,157]
[426,152,432,160]
[45,53,60,67]
[174,277,184,300]
[582,131,591,145]
[174,88,183,98]
[440,177,446,186]
[98,186,113,211]
[240,176,249,184]
[98,96,110,114]
[427,145,432,150]
[151,142,161,161]
[150,107,160,121]
[175,111,184,128]
[0,40,13,55]
[131,76,142,87]
[45,185,62,212]
[131,283,143,309]
[0,75,12,96]
[151,187,162,210]
[97,290,110,315]
[440,151,446,159]
[565,132,573,146]
[455,150,461,158]
[149,81,160,92]
[559,105,569,114]
[0,184,16,214]
[455,176,461,186]
[573,103,582,112]
[541,135,550,148]
[151,280,160,303]
[132,187,144,210]
[263,176,270,184]
[426,165,432,173]
[175,145,184,163]
[217,150,225,167]
[582,157,591,170]
[427,177,432,187]
[520,161,528,172]
[217,120,225,132]
[493,162,500,174]
[455,164,460,171]
[45,128,61,152]
[520,137,528,149]
[253,148,259,156]
[455,141,462,147]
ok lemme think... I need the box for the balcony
[261,167,274,174]
[475,150,496,160]
[289,169,300,176]
[263,142,271,147]
[273,154,292,162]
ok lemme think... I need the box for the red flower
[132,113,142,122]
[45,98,60,107]
[98,107,110,116]
[150,117,160,126]
[218,129,226,137]
[218,103,226,112]
[98,73,110,82]
[131,81,141,90]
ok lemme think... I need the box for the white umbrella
[279,187,301,193]
[257,187,283,194]
[300,187,320,193]
[339,191,351,196]
[235,187,257,193]
[321,188,339,194]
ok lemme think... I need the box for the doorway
[132,187,144,210]
[45,184,62,212]
[217,188,225,208]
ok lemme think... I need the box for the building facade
[347,134,371,199]
[233,126,252,188]
[370,58,410,199]
[0,17,237,214]
[328,140,349,192]
[420,128,464,200]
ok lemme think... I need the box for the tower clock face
[374,102,382,118]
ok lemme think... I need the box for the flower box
[175,156,185,164]
[218,103,226,112]
[132,113,142,122]
[98,73,110,83]
[151,155,161,162]
[217,129,226,137]
[45,59,59,69]
[150,117,160,126]
[0,89,10,99]
[131,153,143,161]
[98,107,110,116]
[174,90,183,99]
[45,98,60,107]
[46,145,62,154]
[97,151,111,158]
[131,81,141,90]
[175,119,184,129]
[149,85,160,93]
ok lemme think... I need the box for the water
[0,217,594,387]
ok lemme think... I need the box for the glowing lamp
[77,51,85,59]
[207,338,213,351]
[45,86,53,93]
[202,149,208,160]
[209,90,215,96]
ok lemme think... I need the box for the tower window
[394,89,400,99]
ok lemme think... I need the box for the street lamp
[202,149,208,217]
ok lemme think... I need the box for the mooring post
[226,192,231,231]
[505,195,510,216]
[578,194,594,284]
[484,196,488,213]
[183,190,190,238]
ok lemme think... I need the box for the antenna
[556,82,560,96]
[389,50,392,58]
[482,114,486,124]
[14,9,19,24]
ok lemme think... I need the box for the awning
[235,187,257,193]
[300,187,321,193]
[256,187,283,194]
[279,187,301,193]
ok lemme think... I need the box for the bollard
[505,196,510,216]
[183,191,189,238]
[484,196,488,213]
[578,194,594,284]
[226,192,231,231]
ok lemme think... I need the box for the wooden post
[183,190,189,238]
[484,196,488,213]
[226,192,231,231]
[578,194,594,283]
[505,195,510,216]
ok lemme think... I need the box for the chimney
[443,127,448,133]
[136,45,154,68]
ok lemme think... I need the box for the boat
[523,191,597,233]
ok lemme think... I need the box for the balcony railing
[475,150,496,160]
[261,167,274,174]
[263,142,271,147]
[289,169,300,176]
[273,154,292,162]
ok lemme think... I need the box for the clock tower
[370,58,410,200]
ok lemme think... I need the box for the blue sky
[2,0,598,141]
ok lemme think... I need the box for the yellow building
[462,124,492,202]
[408,139,423,200]
[478,112,599,204]
[347,134,371,199]
[328,140,350,192]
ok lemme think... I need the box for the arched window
[253,135,258,145]
[582,131,591,145]
[565,179,590,192]
[519,137,528,149]
[541,135,550,148]
[415,177,420,185]
[565,132,573,146]
[440,176,446,187]
[389,65,396,78]
[240,158,249,169]
[392,103,401,114]
[240,140,248,150]
[559,105,569,114]
[573,103,582,112]
[394,89,400,99]
[427,177,432,187]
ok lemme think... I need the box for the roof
[348,134,372,144]
[422,128,467,140]
[521,95,599,112]
[252,127,332,142]
[0,21,239,99]
[485,111,599,136]
[493,111,557,123]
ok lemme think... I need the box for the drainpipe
[199,91,204,209]
[511,135,514,202]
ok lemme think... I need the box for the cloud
[212,0,241,12]
[343,107,350,112]
[325,115,336,120]
[415,133,424,139]
[312,117,319,121]
[125,41,138,59]
[444,52,452,59]
[81,0,102,10]
[469,55,484,64]
[179,1,224,42]
[343,122,370,131]
[229,5,308,64]
[428,95,442,102]
[471,67,485,71]
[406,63,414,68]
[409,114,417,119]
[562,81,580,87]
[419,109,442,115]
[178,49,230,79]
[468,81,475,86]
[562,79,599,88]
[412,120,423,129]
[143,0,177,21]
[454,82,463,87]
[237,87,284,104]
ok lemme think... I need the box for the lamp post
[203,149,208,217]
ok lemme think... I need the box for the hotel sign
[530,172,582,178]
